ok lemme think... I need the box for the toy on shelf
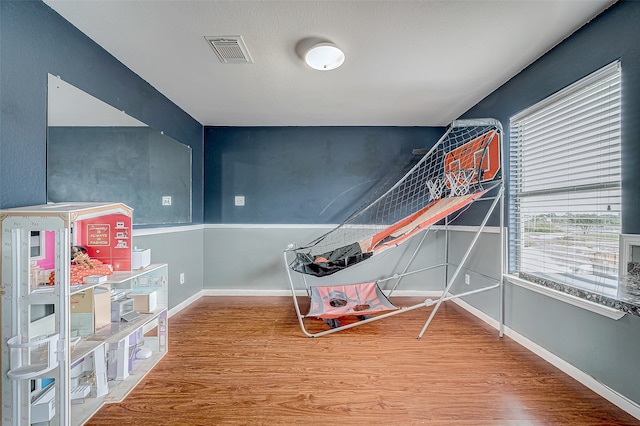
[72,246,93,269]
[66,245,114,285]
[69,263,113,285]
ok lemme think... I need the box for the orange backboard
[444,131,500,182]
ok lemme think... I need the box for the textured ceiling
[44,0,616,127]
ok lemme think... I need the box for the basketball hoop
[427,178,446,199]
[445,169,476,196]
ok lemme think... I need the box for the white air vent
[205,36,253,64]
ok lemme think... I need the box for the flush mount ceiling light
[304,43,345,71]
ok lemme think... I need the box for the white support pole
[300,299,434,338]
[10,229,26,425]
[439,283,500,302]
[376,263,445,285]
[444,215,450,294]
[114,338,130,381]
[387,228,432,296]
[283,248,313,337]
[93,344,109,398]
[57,228,71,426]
[418,185,504,339]
[499,183,505,338]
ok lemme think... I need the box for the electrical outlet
[162,196,172,206]
[464,274,470,285]
[179,273,185,285]
[234,195,245,206]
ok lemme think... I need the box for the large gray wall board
[204,126,445,224]
[203,227,324,290]
[133,229,204,310]
[0,1,203,223]
[202,227,447,292]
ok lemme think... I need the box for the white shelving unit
[1,202,168,425]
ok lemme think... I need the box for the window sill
[504,274,627,320]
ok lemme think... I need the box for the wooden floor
[87,297,638,425]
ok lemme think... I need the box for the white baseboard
[168,291,203,318]
[451,297,640,421]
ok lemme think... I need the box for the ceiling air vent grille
[205,36,253,64]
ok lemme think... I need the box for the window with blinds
[510,60,622,296]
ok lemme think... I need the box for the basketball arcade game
[284,119,505,338]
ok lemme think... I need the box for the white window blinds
[510,60,622,296]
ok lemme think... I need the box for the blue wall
[1,1,637,231]
[0,1,204,223]
[204,126,444,223]
[460,0,640,407]
[461,0,640,235]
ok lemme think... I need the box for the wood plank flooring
[86,297,639,425]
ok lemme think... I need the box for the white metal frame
[2,225,71,425]
[619,234,640,279]
[284,180,505,339]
